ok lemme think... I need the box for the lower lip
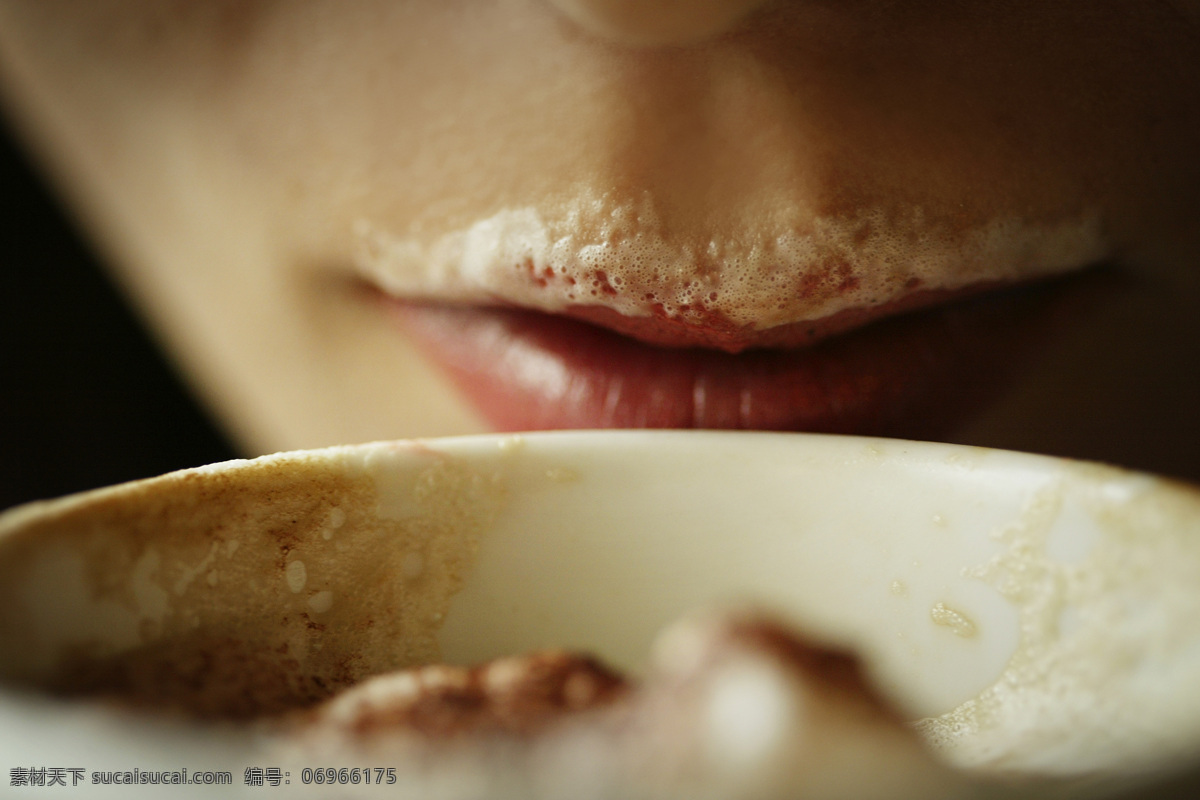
[378,284,1071,436]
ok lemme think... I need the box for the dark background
[0,115,236,512]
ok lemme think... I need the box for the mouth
[351,194,1108,436]
[367,278,1078,437]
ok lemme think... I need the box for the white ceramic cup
[2,432,1198,798]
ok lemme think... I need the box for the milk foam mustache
[354,190,1107,334]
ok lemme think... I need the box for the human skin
[0,0,1197,478]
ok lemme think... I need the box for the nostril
[543,0,771,47]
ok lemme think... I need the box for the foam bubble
[930,602,978,639]
[354,190,1106,330]
[308,590,334,614]
[285,560,307,594]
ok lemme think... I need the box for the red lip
[380,282,1070,437]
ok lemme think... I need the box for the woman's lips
[378,281,1073,436]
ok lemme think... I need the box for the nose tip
[545,0,772,47]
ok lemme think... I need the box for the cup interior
[1,432,1199,778]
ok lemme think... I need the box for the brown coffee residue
[0,443,505,720]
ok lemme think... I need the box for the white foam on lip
[354,189,1107,331]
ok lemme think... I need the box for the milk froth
[355,190,1106,331]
